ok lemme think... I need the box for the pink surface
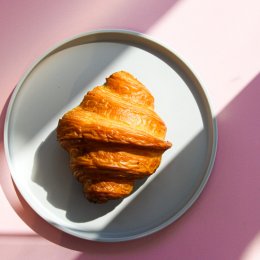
[1,0,260,259]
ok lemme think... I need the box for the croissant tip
[167,141,173,148]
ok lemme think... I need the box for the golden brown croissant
[57,71,172,203]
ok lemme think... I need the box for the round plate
[4,30,217,242]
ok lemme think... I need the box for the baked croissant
[57,71,172,203]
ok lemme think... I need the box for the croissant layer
[57,71,171,203]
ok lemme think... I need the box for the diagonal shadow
[1,35,215,249]
[57,73,260,254]
[2,73,259,255]
[31,129,146,222]
[27,47,215,242]
[31,130,120,221]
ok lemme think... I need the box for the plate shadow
[31,129,146,223]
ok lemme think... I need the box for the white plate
[4,30,217,242]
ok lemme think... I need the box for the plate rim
[4,29,218,242]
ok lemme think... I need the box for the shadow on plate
[31,129,146,223]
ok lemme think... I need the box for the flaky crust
[57,71,171,203]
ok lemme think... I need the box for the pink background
[1,0,260,259]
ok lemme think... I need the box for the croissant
[57,71,172,203]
